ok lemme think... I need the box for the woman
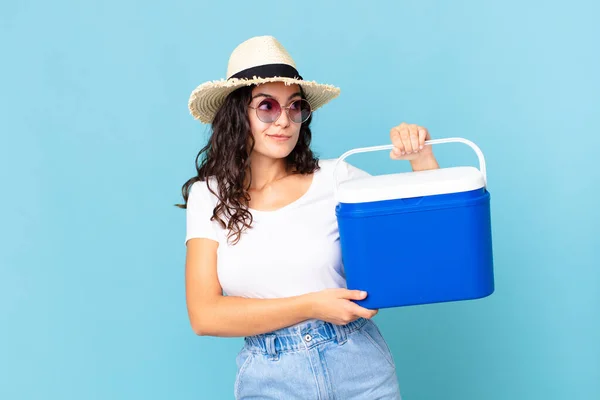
[179,36,439,399]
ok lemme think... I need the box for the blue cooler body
[334,138,495,309]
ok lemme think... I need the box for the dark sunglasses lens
[256,98,281,123]
[289,99,312,123]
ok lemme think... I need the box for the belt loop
[265,334,279,360]
[333,322,348,344]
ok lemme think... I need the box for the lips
[267,134,292,142]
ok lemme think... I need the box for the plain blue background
[1,1,598,399]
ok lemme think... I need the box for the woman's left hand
[389,122,434,162]
[389,122,439,171]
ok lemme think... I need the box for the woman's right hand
[305,288,379,325]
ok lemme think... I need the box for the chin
[254,138,298,159]
[268,147,295,160]
[251,145,294,161]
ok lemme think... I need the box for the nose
[273,107,291,128]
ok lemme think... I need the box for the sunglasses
[248,98,312,124]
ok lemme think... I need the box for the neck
[247,153,289,190]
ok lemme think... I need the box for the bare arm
[185,238,374,337]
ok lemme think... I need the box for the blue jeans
[234,318,401,399]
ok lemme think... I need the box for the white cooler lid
[337,166,486,204]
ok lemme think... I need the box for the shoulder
[190,178,213,194]
[188,178,219,207]
[317,158,338,169]
[316,158,337,174]
[317,158,371,182]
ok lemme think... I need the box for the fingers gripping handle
[333,137,487,201]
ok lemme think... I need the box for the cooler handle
[333,137,487,201]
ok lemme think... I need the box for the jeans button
[304,334,312,342]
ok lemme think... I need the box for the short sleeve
[185,181,219,244]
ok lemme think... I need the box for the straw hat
[188,36,341,123]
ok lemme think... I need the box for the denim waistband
[244,318,368,357]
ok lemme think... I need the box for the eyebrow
[251,92,302,101]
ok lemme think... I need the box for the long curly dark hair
[176,85,320,245]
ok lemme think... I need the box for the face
[248,82,306,161]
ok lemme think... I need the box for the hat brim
[188,77,341,124]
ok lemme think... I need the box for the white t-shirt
[185,159,370,299]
